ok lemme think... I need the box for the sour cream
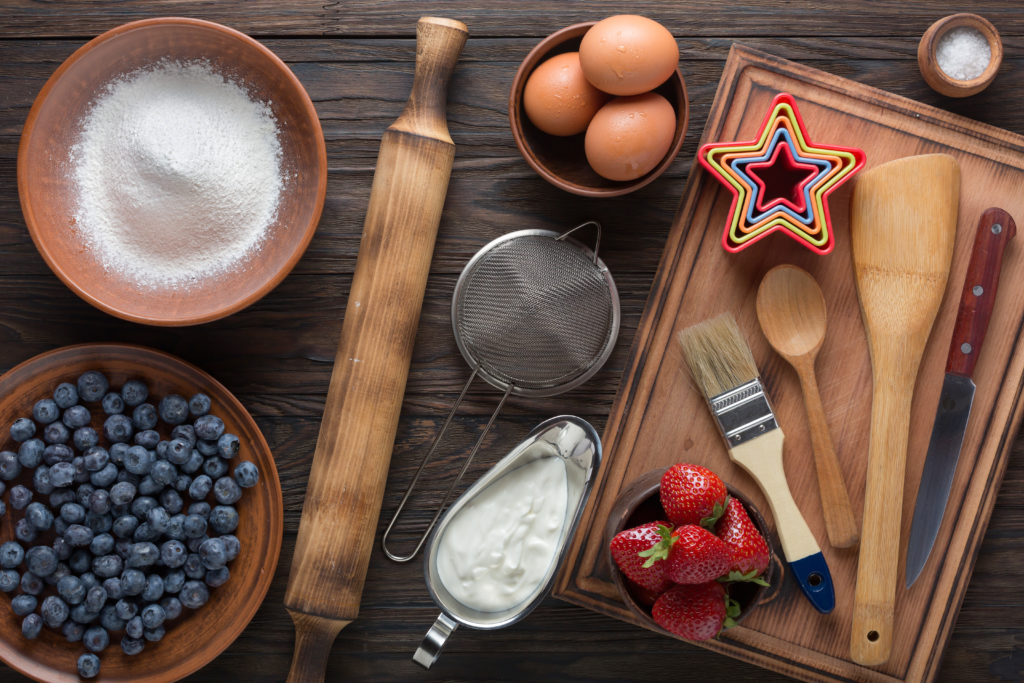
[436,456,568,612]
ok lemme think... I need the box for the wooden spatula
[283,17,467,683]
[849,154,959,666]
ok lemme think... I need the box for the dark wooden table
[1,2,1022,681]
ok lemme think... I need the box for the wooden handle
[286,611,348,683]
[851,371,915,665]
[945,207,1016,378]
[794,359,859,549]
[283,16,467,681]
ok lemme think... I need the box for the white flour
[71,60,283,290]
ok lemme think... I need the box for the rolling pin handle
[413,613,460,669]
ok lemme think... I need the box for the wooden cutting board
[553,44,1024,683]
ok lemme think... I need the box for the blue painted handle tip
[788,552,835,613]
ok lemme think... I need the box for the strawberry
[660,463,728,528]
[715,497,770,582]
[651,581,739,641]
[609,520,674,593]
[663,524,732,584]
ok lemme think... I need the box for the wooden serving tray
[553,44,1024,683]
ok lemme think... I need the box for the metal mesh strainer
[382,221,619,562]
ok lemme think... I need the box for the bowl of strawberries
[606,463,778,642]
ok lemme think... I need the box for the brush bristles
[677,313,759,399]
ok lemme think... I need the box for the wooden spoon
[849,153,959,666]
[756,264,859,549]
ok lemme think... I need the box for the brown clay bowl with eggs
[0,343,283,682]
[509,21,689,198]
[18,17,327,326]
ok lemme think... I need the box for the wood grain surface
[0,2,1021,682]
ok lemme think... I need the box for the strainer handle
[381,369,513,562]
[413,612,460,669]
[556,220,602,264]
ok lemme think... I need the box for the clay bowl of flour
[18,17,327,326]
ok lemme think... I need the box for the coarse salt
[935,26,991,81]
[71,60,284,290]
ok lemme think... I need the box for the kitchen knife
[905,207,1016,589]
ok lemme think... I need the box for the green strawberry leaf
[700,495,730,531]
[717,569,770,586]
[719,596,742,634]
[637,524,676,568]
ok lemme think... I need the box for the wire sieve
[382,221,619,562]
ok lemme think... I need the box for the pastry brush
[678,313,834,613]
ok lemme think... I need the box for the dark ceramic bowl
[605,468,780,635]
[509,22,689,198]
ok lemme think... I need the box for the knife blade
[905,207,1016,588]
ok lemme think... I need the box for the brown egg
[584,92,676,181]
[522,52,609,136]
[579,15,679,96]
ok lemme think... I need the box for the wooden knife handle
[945,207,1016,378]
[283,17,467,683]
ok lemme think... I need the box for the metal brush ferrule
[709,379,778,446]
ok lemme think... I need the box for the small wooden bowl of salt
[918,13,1002,98]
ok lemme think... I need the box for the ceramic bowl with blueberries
[0,344,282,682]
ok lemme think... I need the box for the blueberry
[160,489,184,515]
[43,420,70,445]
[124,445,153,476]
[25,502,54,531]
[89,490,112,516]
[120,568,146,596]
[179,579,209,609]
[147,507,170,534]
[134,429,160,450]
[109,442,129,465]
[89,532,115,556]
[86,511,112,534]
[15,518,37,543]
[121,635,145,656]
[210,505,239,535]
[121,380,149,408]
[213,476,242,505]
[0,570,19,592]
[181,449,204,474]
[17,438,44,468]
[26,546,58,576]
[130,496,157,520]
[183,553,205,580]
[102,577,123,601]
[89,463,118,489]
[67,550,91,576]
[41,594,69,627]
[11,594,37,616]
[141,602,165,631]
[203,456,228,480]
[195,439,220,457]
[164,570,186,595]
[182,516,207,542]
[49,461,76,488]
[33,398,60,424]
[173,474,192,494]
[188,474,213,501]
[85,584,107,612]
[9,486,32,511]
[197,537,228,570]
[42,443,74,465]
[83,625,109,653]
[137,475,162,496]
[77,652,100,679]
[188,393,211,417]
[188,502,211,518]
[77,371,109,402]
[131,403,158,431]
[0,541,24,568]
[63,620,85,642]
[101,391,125,416]
[99,604,123,632]
[56,574,86,605]
[21,613,42,639]
[159,539,187,569]
[103,414,133,444]
[158,394,189,426]
[186,535,207,553]
[61,502,86,524]
[32,466,53,496]
[70,602,99,625]
[144,625,166,643]
[10,417,36,442]
[0,451,21,480]
[20,571,43,595]
[109,481,137,506]
[65,524,94,547]
[234,463,261,493]
[54,382,78,409]
[73,426,99,451]
[92,554,124,579]
[160,595,183,621]
[81,445,108,472]
[205,566,231,588]
[126,542,159,568]
[165,438,193,464]
[76,483,96,507]
[49,561,71,583]
[112,515,139,539]
[171,424,196,447]
[62,404,91,430]
[150,460,176,487]
[132,522,161,543]
[72,457,90,484]
[52,537,72,562]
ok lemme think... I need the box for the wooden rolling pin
[849,154,959,666]
[283,17,467,683]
